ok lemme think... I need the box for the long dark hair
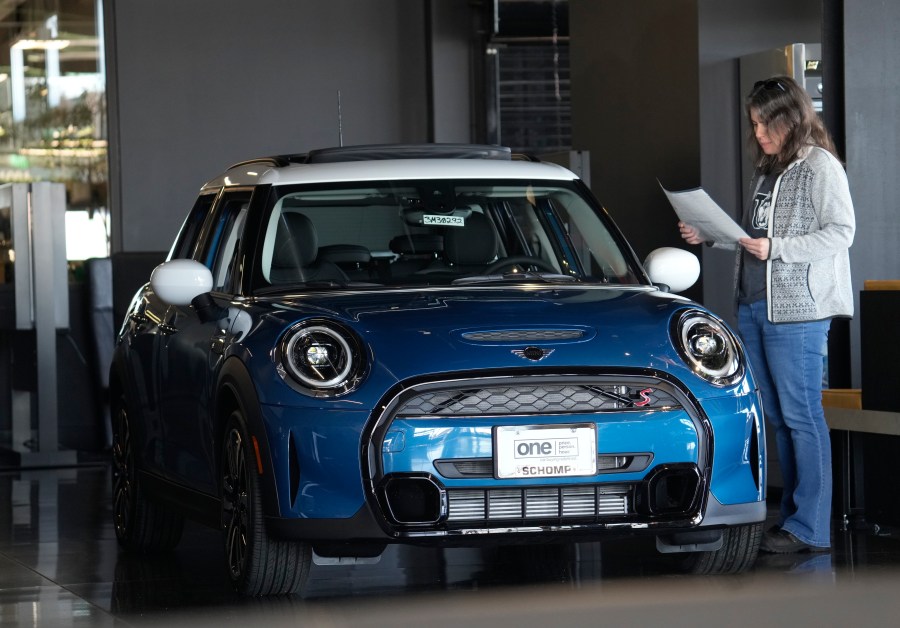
[745,75,839,174]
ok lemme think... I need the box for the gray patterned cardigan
[717,146,855,323]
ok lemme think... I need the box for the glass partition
[0,0,108,277]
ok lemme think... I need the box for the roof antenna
[337,90,344,147]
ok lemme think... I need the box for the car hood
[251,284,728,400]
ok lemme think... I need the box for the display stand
[0,182,77,468]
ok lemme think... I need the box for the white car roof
[201,155,579,190]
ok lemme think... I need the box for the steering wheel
[483,256,558,275]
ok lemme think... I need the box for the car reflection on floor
[1,466,900,627]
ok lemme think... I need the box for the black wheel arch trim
[216,356,282,519]
[109,350,149,470]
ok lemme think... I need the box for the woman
[679,75,855,553]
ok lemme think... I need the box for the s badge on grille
[512,346,554,362]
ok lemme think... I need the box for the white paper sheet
[660,182,748,243]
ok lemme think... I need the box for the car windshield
[256,179,644,290]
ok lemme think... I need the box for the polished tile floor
[2,465,900,627]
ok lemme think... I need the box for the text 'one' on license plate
[494,423,597,479]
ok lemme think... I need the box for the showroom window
[0,0,108,276]
[486,0,570,154]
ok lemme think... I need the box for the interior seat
[388,233,445,278]
[318,243,373,280]
[270,212,348,284]
[443,212,499,273]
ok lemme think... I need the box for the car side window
[204,191,253,293]
[169,193,217,260]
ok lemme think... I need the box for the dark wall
[844,1,900,386]
[428,0,478,142]
[105,0,436,254]
[569,0,702,301]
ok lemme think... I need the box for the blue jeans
[738,300,832,548]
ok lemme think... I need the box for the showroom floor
[2,465,900,627]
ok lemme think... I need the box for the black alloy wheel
[220,409,311,595]
[222,421,251,581]
[111,395,184,552]
[111,402,134,541]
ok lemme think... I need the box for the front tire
[682,523,763,575]
[221,410,311,595]
[111,395,184,552]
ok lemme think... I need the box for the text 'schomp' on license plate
[494,424,597,479]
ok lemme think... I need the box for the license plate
[494,423,597,479]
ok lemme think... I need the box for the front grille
[446,485,631,522]
[397,383,680,416]
[372,375,704,531]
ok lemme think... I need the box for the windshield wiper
[451,272,579,285]
[303,280,349,288]
[255,280,353,294]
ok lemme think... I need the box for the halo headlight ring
[672,309,744,387]
[277,320,367,397]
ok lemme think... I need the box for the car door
[156,189,253,493]
[126,192,216,476]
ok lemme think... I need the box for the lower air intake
[447,485,630,522]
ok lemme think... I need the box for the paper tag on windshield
[423,214,465,227]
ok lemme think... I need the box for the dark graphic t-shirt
[738,174,776,304]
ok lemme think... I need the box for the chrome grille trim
[452,460,491,475]
[561,486,596,517]
[525,488,559,518]
[447,490,485,520]
[598,455,630,470]
[397,384,680,416]
[489,489,523,519]
[446,485,631,522]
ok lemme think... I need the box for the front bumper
[261,371,765,544]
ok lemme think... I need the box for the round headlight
[278,321,366,396]
[674,310,743,386]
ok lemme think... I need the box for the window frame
[200,189,255,295]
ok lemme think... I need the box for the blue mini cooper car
[110,144,766,595]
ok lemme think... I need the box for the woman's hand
[739,237,770,260]
[678,222,705,245]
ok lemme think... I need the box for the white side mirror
[150,259,214,306]
[644,247,700,293]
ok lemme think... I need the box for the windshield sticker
[423,214,465,227]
